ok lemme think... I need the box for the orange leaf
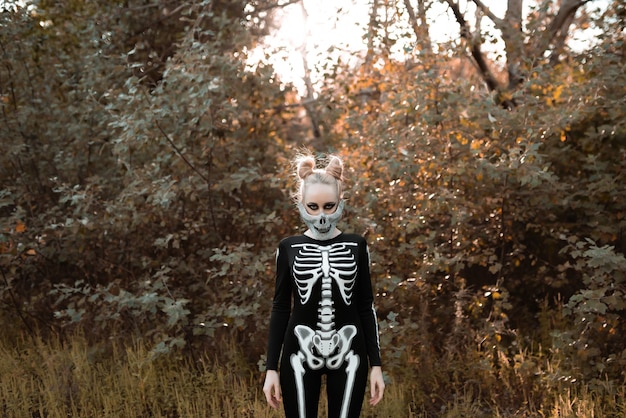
[15,222,26,233]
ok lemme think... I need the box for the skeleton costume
[266,202,382,418]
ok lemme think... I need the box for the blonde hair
[293,153,344,202]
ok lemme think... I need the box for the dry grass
[0,335,276,418]
[0,334,623,417]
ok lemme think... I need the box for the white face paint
[298,182,344,240]
[297,200,344,240]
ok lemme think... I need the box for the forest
[0,0,625,416]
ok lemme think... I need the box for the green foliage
[554,238,626,383]
[324,19,625,398]
[0,1,291,360]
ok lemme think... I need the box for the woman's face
[303,183,339,215]
[298,181,344,240]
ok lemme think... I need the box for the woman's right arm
[265,242,292,370]
[263,370,282,409]
[264,242,291,408]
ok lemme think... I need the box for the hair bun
[325,155,343,181]
[296,156,316,180]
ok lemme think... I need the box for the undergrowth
[0,333,623,417]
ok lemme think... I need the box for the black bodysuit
[266,233,382,418]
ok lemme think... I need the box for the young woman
[263,153,384,418]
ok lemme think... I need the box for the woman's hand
[263,370,282,409]
[369,366,385,406]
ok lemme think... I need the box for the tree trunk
[447,0,591,106]
[543,0,589,64]
[365,0,380,65]
[297,0,321,138]
[503,0,525,89]
[404,0,433,54]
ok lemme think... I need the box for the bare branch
[252,0,302,13]
[471,0,505,28]
[365,0,380,65]
[546,0,589,45]
[548,8,577,64]
[296,0,321,138]
[536,0,593,63]
[444,0,501,93]
[155,120,211,185]
[404,0,421,41]
[403,0,432,53]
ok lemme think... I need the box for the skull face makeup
[297,200,344,240]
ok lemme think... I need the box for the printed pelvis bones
[290,242,361,418]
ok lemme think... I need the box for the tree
[316,0,625,393]
[404,0,433,54]
[441,0,608,105]
[0,0,293,357]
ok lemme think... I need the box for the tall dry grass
[0,335,276,417]
[0,333,623,417]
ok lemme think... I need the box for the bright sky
[246,0,504,94]
[3,0,608,94]
[248,0,609,95]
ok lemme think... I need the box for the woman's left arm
[355,237,385,405]
[356,237,382,367]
